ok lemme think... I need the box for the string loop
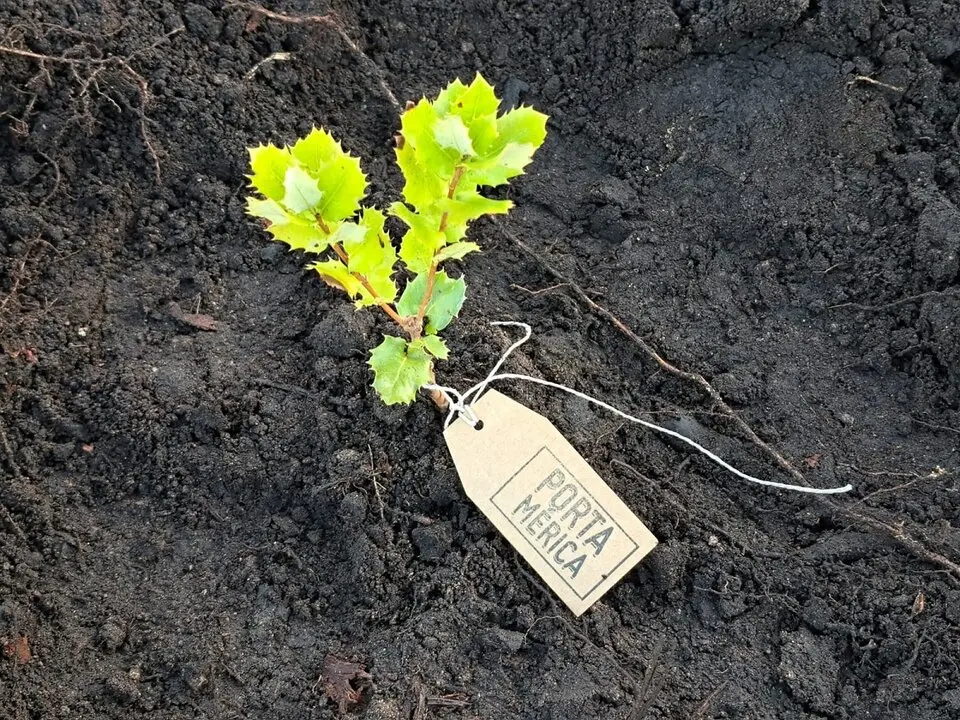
[424,322,853,496]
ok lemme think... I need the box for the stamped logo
[491,447,641,600]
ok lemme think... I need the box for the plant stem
[331,242,407,328]
[413,165,466,333]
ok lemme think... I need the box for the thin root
[226,1,399,108]
[501,224,960,584]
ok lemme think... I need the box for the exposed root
[0,26,182,184]
[502,224,960,584]
[226,1,400,108]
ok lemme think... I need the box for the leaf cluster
[246,74,547,404]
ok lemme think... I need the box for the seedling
[246,74,547,404]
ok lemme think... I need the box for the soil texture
[1,1,959,718]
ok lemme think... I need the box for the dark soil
[2,1,959,718]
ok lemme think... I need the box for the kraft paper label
[444,390,658,616]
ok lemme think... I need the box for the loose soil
[2,1,959,718]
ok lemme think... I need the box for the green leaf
[288,127,368,222]
[311,259,366,301]
[442,194,513,228]
[246,197,291,225]
[283,165,324,214]
[315,153,367,223]
[268,216,330,253]
[343,209,398,305]
[396,100,457,209]
[496,105,549,150]
[451,74,500,152]
[396,271,466,333]
[248,144,293,201]
[436,241,480,262]
[290,127,340,174]
[391,202,445,274]
[424,272,466,333]
[368,336,433,405]
[466,106,548,187]
[434,115,476,157]
[416,335,449,360]
[432,78,468,115]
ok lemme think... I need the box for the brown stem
[331,242,407,328]
[412,165,466,335]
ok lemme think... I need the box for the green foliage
[245,74,548,405]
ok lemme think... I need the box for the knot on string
[424,322,853,496]
[425,321,532,430]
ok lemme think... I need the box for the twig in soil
[426,694,470,708]
[827,286,960,311]
[503,226,805,484]
[626,640,667,720]
[501,226,960,583]
[242,50,293,80]
[36,150,62,205]
[692,680,729,719]
[910,417,960,436]
[846,75,905,93]
[227,1,399,108]
[0,415,24,480]
[367,444,386,520]
[0,26,183,183]
[511,282,572,297]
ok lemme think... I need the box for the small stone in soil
[411,521,452,561]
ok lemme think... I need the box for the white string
[425,322,853,496]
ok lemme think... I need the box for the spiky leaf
[283,165,324,213]
[391,202,445,274]
[418,335,449,360]
[248,144,292,201]
[312,259,366,301]
[450,74,500,152]
[343,209,398,305]
[246,197,290,225]
[436,241,480,262]
[268,216,330,253]
[291,127,341,173]
[368,335,433,405]
[396,271,466,333]
[434,115,476,157]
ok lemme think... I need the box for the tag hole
[472,420,485,431]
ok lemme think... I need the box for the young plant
[245,74,547,404]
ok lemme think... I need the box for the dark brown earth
[2,1,959,718]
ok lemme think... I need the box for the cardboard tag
[444,390,658,616]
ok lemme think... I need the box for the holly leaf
[290,127,341,174]
[248,143,292,201]
[436,241,480,263]
[289,127,368,222]
[433,115,476,158]
[246,197,291,225]
[315,153,367,223]
[396,100,456,208]
[368,336,433,405]
[391,202,445,274]
[442,194,513,227]
[396,271,466,333]
[450,73,500,152]
[432,78,468,115]
[417,334,449,360]
[496,105,548,150]
[311,259,367,301]
[343,209,398,305]
[268,216,330,253]
[283,165,324,214]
